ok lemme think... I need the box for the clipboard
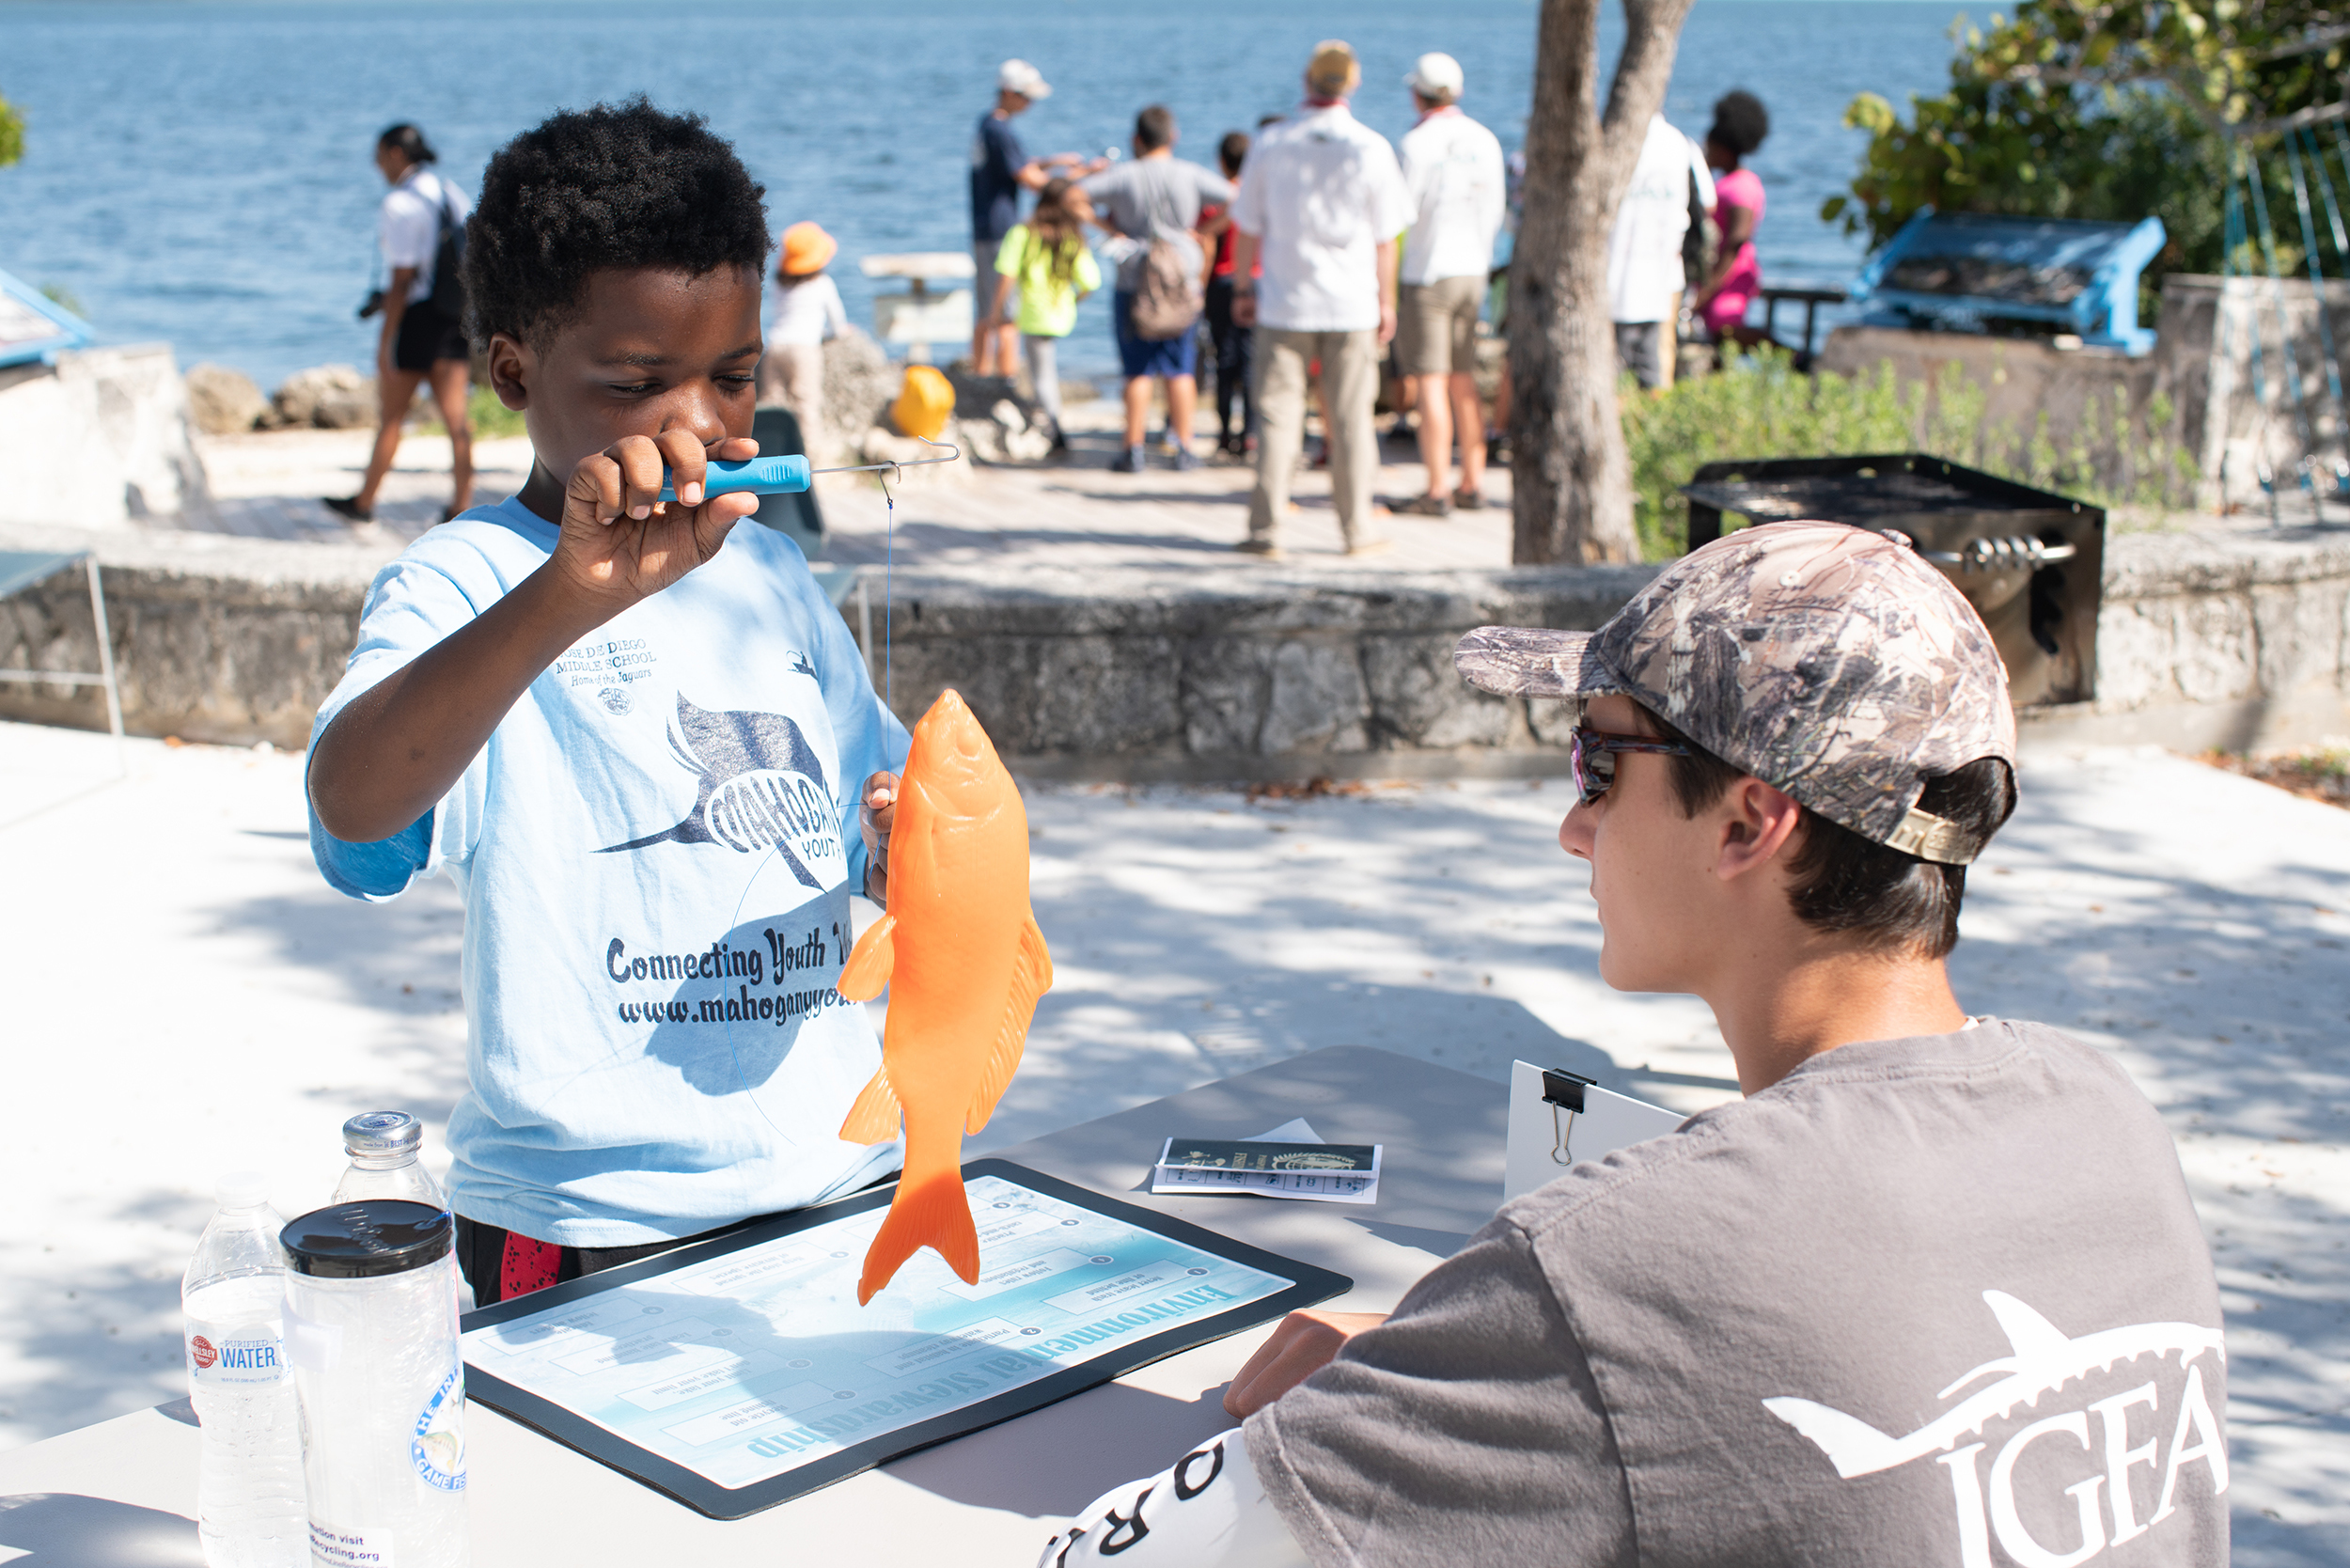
[1502,1060,1687,1202]
[460,1158,1350,1519]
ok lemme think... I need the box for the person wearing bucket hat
[760,221,848,462]
[1036,522,2227,1568]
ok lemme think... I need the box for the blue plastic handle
[657,454,812,501]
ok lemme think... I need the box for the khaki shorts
[1397,274,1483,376]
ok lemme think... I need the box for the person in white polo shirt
[1607,114,1715,391]
[1393,52,1505,517]
[1230,40,1412,559]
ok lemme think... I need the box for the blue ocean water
[0,0,1965,388]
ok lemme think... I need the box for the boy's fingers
[569,453,626,525]
[713,435,760,462]
[610,435,666,520]
[691,494,756,553]
[654,427,710,508]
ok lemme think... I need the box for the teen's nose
[1559,804,1596,860]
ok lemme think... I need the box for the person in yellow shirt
[991,178,1101,456]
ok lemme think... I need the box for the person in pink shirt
[1692,91,1770,344]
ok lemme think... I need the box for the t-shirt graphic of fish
[600,694,836,890]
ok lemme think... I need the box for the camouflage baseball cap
[1454,521,2016,864]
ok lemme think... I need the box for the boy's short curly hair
[464,97,770,347]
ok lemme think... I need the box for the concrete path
[0,723,2342,1562]
[173,400,1515,575]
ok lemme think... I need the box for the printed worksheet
[462,1174,1292,1491]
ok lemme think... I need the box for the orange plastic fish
[836,689,1053,1303]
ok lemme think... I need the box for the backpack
[426,176,468,321]
[1680,135,1715,291]
[1127,162,1207,341]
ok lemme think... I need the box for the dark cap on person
[1454,521,2017,865]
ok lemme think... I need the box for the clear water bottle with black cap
[282,1200,469,1568]
[331,1111,446,1208]
[182,1170,307,1567]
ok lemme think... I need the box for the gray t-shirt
[1081,157,1234,293]
[1247,1021,2228,1568]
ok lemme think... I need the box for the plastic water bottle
[284,1200,469,1568]
[331,1111,446,1208]
[181,1171,307,1568]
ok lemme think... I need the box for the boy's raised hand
[553,429,761,614]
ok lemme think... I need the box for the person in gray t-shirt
[1040,524,2226,1568]
[1080,105,1232,473]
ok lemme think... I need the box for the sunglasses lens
[1571,729,1611,806]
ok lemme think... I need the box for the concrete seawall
[4,521,2347,768]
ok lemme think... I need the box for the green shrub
[1622,346,2198,558]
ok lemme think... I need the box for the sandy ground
[0,724,2344,1562]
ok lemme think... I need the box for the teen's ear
[1714,777,1805,883]
[486,332,532,412]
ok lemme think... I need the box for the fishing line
[850,429,958,712]
[880,465,895,711]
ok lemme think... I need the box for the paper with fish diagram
[459,1160,1351,1519]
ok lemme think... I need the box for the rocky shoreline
[180,331,1079,471]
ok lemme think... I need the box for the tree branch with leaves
[1829,0,2350,286]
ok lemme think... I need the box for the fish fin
[1982,1291,2071,1360]
[856,1168,980,1304]
[1761,1397,1901,1480]
[965,915,1054,1135]
[836,912,897,1001]
[838,1067,903,1145]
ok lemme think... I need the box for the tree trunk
[1509,0,1698,564]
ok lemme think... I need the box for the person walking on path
[1230,41,1412,558]
[1693,90,1771,345]
[326,123,474,527]
[969,59,1099,379]
[1200,131,1257,459]
[1081,105,1232,473]
[760,221,848,462]
[991,178,1101,454]
[1607,115,1715,390]
[1391,52,1504,518]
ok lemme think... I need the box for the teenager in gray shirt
[1040,522,2227,1568]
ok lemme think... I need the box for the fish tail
[857,1165,979,1304]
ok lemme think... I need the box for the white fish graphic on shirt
[1762,1290,2225,1479]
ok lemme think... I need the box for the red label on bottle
[190,1334,218,1369]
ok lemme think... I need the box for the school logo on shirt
[553,636,659,717]
[599,693,840,890]
[1763,1291,2226,1568]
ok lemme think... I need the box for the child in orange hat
[760,220,849,461]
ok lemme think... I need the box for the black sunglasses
[1569,726,1692,806]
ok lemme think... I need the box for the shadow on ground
[0,1493,201,1566]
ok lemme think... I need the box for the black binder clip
[1541,1068,1597,1166]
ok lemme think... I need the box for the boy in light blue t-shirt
[307,101,909,1306]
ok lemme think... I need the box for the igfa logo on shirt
[1764,1291,2226,1568]
[599,694,840,890]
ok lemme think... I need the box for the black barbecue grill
[1681,453,2105,708]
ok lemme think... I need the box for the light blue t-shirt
[308,496,910,1247]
